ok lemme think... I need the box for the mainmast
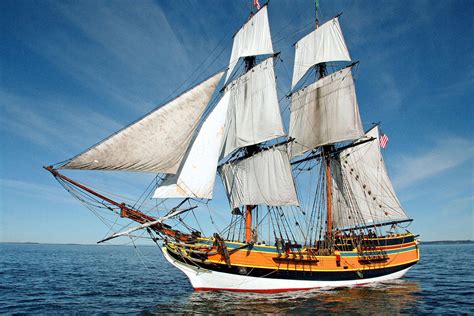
[324,146,333,237]
[315,0,327,79]
[320,60,331,239]
[315,0,332,238]
[289,0,361,240]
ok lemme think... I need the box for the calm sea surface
[0,243,472,314]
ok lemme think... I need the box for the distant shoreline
[419,240,473,245]
[1,240,473,246]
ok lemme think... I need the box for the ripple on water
[0,243,473,314]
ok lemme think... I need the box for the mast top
[315,0,320,28]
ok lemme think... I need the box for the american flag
[379,133,389,149]
[253,0,261,10]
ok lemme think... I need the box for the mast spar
[244,54,256,244]
[315,0,327,77]
[243,0,266,244]
[315,0,332,238]
[315,0,319,28]
[325,146,333,238]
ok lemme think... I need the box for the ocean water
[0,243,473,314]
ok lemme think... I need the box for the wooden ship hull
[162,234,419,292]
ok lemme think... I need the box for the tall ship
[45,1,420,292]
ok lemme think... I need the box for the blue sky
[1,0,472,244]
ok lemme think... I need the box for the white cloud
[393,136,474,188]
[374,72,403,111]
[51,0,191,79]
[433,64,474,100]
[439,196,474,215]
[0,90,122,153]
[17,1,197,113]
[0,178,74,205]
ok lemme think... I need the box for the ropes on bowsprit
[55,176,121,229]
[52,172,172,245]
[132,174,164,210]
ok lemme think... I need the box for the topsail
[221,57,285,157]
[289,66,363,157]
[60,72,224,174]
[292,17,351,88]
[225,5,274,83]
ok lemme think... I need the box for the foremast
[219,2,299,244]
[243,36,257,244]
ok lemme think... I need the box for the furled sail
[333,126,408,228]
[153,93,230,199]
[219,145,299,209]
[225,5,274,83]
[288,66,363,157]
[292,17,351,88]
[222,57,285,157]
[60,72,224,174]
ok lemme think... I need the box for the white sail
[289,66,363,157]
[222,57,285,157]
[219,145,299,209]
[292,17,351,88]
[60,72,224,174]
[331,158,361,230]
[153,93,230,199]
[225,6,274,83]
[333,126,408,228]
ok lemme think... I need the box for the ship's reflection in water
[148,280,421,314]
